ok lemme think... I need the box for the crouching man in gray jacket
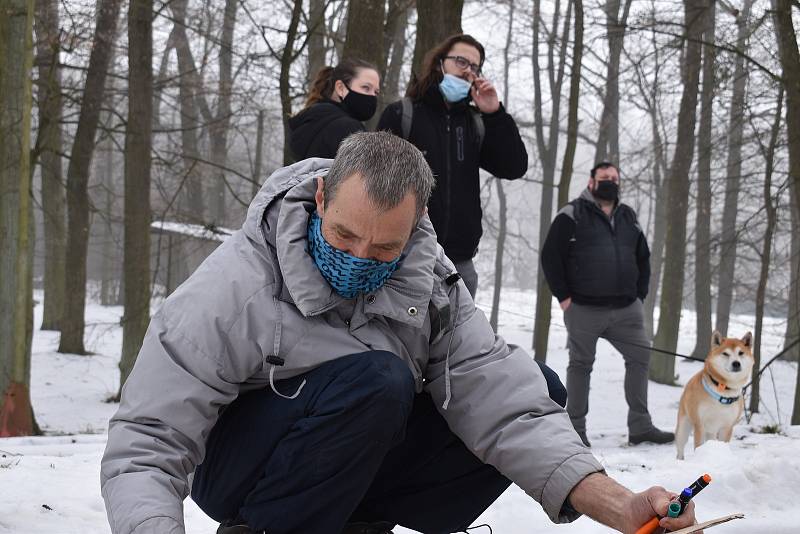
[101,132,698,534]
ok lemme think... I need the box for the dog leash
[476,298,798,373]
[591,334,707,363]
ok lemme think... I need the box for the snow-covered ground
[1,290,797,533]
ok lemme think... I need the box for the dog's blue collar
[702,375,740,405]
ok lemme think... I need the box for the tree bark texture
[383,1,410,106]
[34,0,65,331]
[690,2,716,360]
[410,0,464,78]
[343,0,384,68]
[281,0,304,165]
[490,0,516,332]
[715,0,754,336]
[253,109,265,200]
[771,0,800,425]
[370,0,410,130]
[749,87,783,415]
[58,0,122,355]
[594,0,632,164]
[557,0,583,210]
[171,0,205,221]
[651,0,706,384]
[531,0,571,361]
[785,184,799,362]
[119,0,153,392]
[642,51,669,339]
[306,0,327,88]
[0,0,36,437]
[208,0,237,224]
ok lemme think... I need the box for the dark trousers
[192,351,566,534]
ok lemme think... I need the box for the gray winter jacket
[101,158,603,534]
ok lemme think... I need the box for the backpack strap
[401,97,414,140]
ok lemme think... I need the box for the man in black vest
[541,162,674,448]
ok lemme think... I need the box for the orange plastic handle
[635,516,661,534]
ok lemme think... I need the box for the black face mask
[342,88,378,121]
[593,180,619,202]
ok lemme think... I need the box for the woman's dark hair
[303,58,378,110]
[406,34,485,101]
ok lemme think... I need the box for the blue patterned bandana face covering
[307,212,402,299]
[438,72,472,103]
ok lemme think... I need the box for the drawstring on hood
[267,295,307,400]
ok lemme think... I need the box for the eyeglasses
[443,55,482,76]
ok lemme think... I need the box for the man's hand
[470,78,500,113]
[568,473,702,534]
[623,486,702,534]
[560,297,572,311]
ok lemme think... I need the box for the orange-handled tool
[635,474,712,534]
[635,516,661,534]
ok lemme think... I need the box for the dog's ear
[712,330,724,347]
[742,331,753,348]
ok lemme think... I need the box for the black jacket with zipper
[541,188,651,308]
[377,86,528,262]
[288,100,365,160]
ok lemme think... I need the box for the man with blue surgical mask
[379,34,528,299]
[101,133,700,534]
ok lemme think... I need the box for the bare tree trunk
[253,109,265,199]
[557,0,583,209]
[58,0,123,355]
[490,0,516,332]
[34,0,65,331]
[690,2,716,360]
[771,0,800,425]
[343,0,384,68]
[531,0,571,362]
[410,0,464,78]
[370,0,410,129]
[594,0,632,164]
[644,132,667,339]
[749,87,783,415]
[119,0,153,394]
[306,0,327,88]
[281,0,304,165]
[490,180,508,332]
[171,0,204,221]
[640,36,670,339]
[715,0,754,336]
[383,0,410,103]
[650,0,706,384]
[208,0,237,225]
[0,0,36,436]
[99,132,117,306]
[785,186,799,362]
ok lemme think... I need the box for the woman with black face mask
[289,59,380,161]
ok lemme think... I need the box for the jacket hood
[288,101,348,159]
[244,157,438,322]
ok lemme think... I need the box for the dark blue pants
[192,351,566,534]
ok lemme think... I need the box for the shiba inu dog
[675,331,755,460]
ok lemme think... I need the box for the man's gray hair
[325,131,434,222]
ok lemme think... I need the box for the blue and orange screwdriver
[635,474,712,534]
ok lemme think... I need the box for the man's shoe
[629,427,675,445]
[342,521,395,534]
[577,430,591,448]
[217,520,257,534]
